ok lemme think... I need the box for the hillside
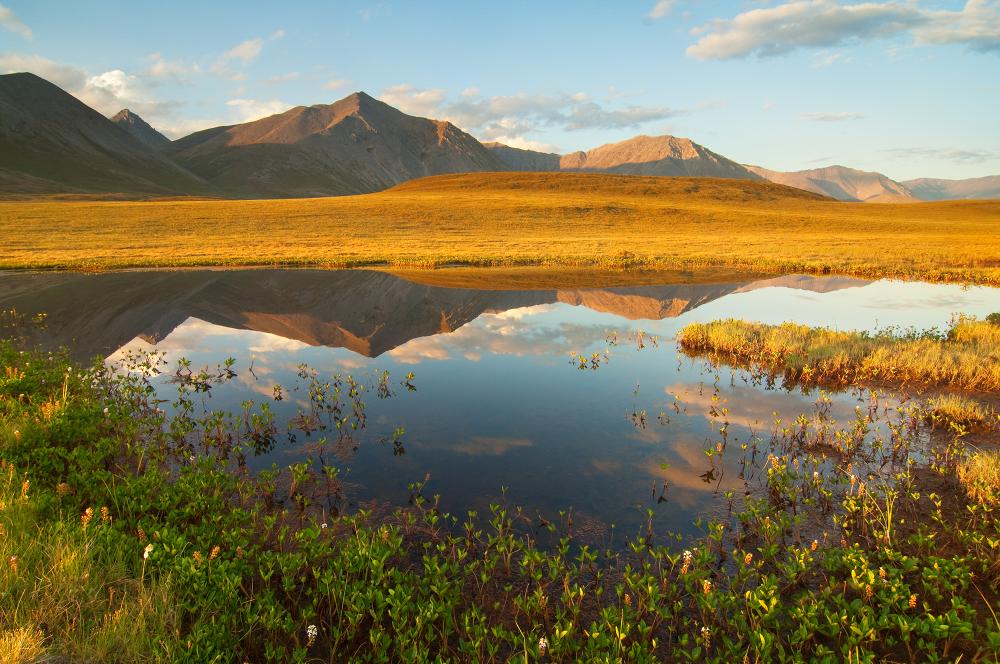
[745,164,915,203]
[0,72,215,197]
[166,92,504,197]
[484,142,562,171]
[486,135,760,180]
[3,171,998,285]
[110,109,170,149]
[902,175,1000,201]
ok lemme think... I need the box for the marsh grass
[958,450,1000,504]
[925,394,998,431]
[1,172,999,285]
[679,316,1000,392]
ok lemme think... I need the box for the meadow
[1,173,999,285]
[2,310,999,662]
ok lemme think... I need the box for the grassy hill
[1,172,998,284]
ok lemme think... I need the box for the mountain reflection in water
[4,269,1000,540]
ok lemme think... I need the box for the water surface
[4,269,999,540]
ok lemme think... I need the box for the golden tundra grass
[1,172,999,284]
[678,317,1000,392]
[957,449,1000,504]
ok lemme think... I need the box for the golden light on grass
[957,450,1000,505]
[678,316,1000,391]
[0,173,998,284]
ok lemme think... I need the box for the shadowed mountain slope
[746,165,916,203]
[166,92,505,198]
[110,109,170,149]
[0,270,865,361]
[0,73,215,197]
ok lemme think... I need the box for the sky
[0,0,997,180]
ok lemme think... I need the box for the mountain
[484,142,562,171]
[0,269,865,361]
[0,72,215,197]
[902,176,1000,201]
[166,92,505,198]
[745,165,915,203]
[110,109,170,149]
[486,135,760,180]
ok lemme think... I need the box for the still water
[3,269,1000,540]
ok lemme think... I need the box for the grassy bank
[679,316,1000,396]
[1,173,999,285]
[1,313,999,662]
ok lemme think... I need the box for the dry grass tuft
[957,450,1000,504]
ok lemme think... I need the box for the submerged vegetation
[1,173,1000,285]
[1,310,998,662]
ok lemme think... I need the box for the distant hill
[110,109,170,149]
[486,135,760,181]
[0,72,215,197]
[745,164,916,203]
[166,92,505,198]
[483,142,562,171]
[902,176,1000,201]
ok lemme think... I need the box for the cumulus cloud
[378,84,686,144]
[225,98,291,122]
[647,0,675,20]
[883,146,995,163]
[686,0,1000,60]
[801,110,866,121]
[0,3,31,39]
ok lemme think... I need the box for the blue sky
[1,1,997,180]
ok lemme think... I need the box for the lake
[3,269,1000,542]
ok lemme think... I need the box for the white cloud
[811,50,851,67]
[686,0,1000,60]
[802,111,866,121]
[265,71,300,84]
[0,54,85,90]
[883,146,995,163]
[0,3,31,39]
[378,83,448,117]
[648,0,675,20]
[490,136,561,153]
[226,98,291,122]
[379,85,687,143]
[213,29,286,79]
[323,78,351,90]
[223,38,264,65]
[144,53,194,80]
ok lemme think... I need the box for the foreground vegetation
[2,173,1000,285]
[1,310,998,662]
[679,315,1000,395]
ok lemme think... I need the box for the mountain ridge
[0,72,216,197]
[0,71,995,201]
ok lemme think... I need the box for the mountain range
[0,71,995,202]
[0,269,866,361]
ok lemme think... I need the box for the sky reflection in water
[7,270,1000,540]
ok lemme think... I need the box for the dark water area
[4,268,1000,541]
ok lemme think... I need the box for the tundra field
[1,173,999,285]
